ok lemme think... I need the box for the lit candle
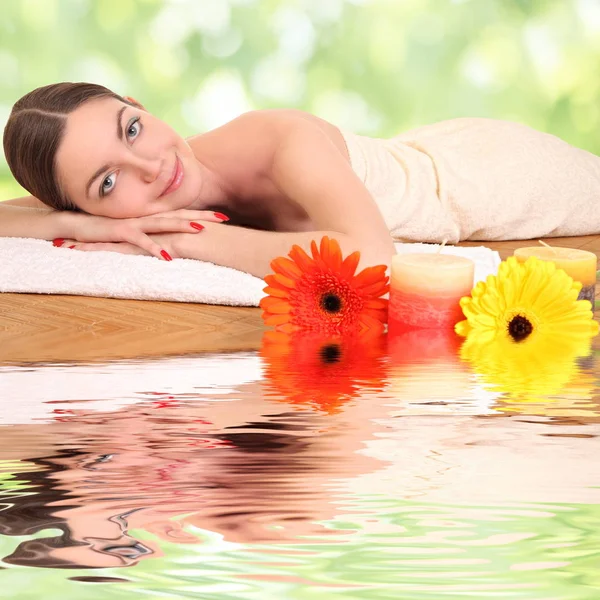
[389,254,475,330]
[513,246,597,303]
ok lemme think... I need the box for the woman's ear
[123,96,144,110]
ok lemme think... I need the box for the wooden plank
[0,294,264,364]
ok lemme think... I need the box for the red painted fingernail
[214,212,229,221]
[160,249,173,261]
[68,245,75,249]
[53,238,65,247]
[190,222,204,231]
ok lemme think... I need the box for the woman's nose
[132,156,163,183]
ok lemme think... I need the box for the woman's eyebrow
[85,105,128,198]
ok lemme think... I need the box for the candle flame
[436,239,448,254]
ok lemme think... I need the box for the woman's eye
[127,117,141,140]
[95,454,114,464]
[81,453,115,470]
[98,117,141,197]
[100,173,116,197]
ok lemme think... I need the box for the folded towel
[0,237,501,306]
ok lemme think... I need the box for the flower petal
[340,251,360,279]
[275,322,298,334]
[264,313,292,326]
[288,244,315,272]
[271,256,303,279]
[260,297,292,314]
[359,280,390,298]
[363,298,389,310]
[351,265,388,289]
[263,286,290,299]
[272,273,297,289]
[455,320,471,337]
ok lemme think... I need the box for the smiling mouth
[160,156,184,197]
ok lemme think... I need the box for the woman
[3,82,600,278]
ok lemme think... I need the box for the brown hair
[3,82,133,211]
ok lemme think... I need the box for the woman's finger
[137,217,210,234]
[120,230,171,260]
[54,238,77,248]
[138,210,229,223]
[58,237,151,256]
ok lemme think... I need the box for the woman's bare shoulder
[206,107,340,133]
[187,109,348,165]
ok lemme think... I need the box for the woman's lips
[160,156,184,197]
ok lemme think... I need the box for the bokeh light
[1,0,599,200]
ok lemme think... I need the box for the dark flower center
[508,314,533,342]
[320,343,342,364]
[321,292,342,313]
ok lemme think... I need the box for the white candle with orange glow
[389,253,475,330]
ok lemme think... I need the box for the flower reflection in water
[459,329,598,416]
[261,330,389,414]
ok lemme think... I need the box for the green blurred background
[1,0,600,200]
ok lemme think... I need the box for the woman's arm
[1,195,50,209]
[269,114,396,260]
[0,202,76,240]
[173,224,364,279]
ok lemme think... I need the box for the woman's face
[56,97,204,218]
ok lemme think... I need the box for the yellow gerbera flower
[455,256,599,341]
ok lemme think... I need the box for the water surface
[1,331,599,599]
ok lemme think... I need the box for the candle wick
[538,239,558,255]
[436,239,448,254]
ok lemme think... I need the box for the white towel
[342,119,600,244]
[0,237,500,306]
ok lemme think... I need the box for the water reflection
[261,330,388,413]
[0,385,383,569]
[387,328,498,415]
[459,327,600,417]
[0,328,598,597]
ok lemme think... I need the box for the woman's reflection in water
[0,336,390,569]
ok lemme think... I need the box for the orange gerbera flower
[260,236,389,334]
[261,329,388,414]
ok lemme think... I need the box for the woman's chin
[145,197,196,216]
[173,197,198,211]
[176,194,202,211]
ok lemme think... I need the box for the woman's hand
[57,233,188,261]
[59,209,228,260]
